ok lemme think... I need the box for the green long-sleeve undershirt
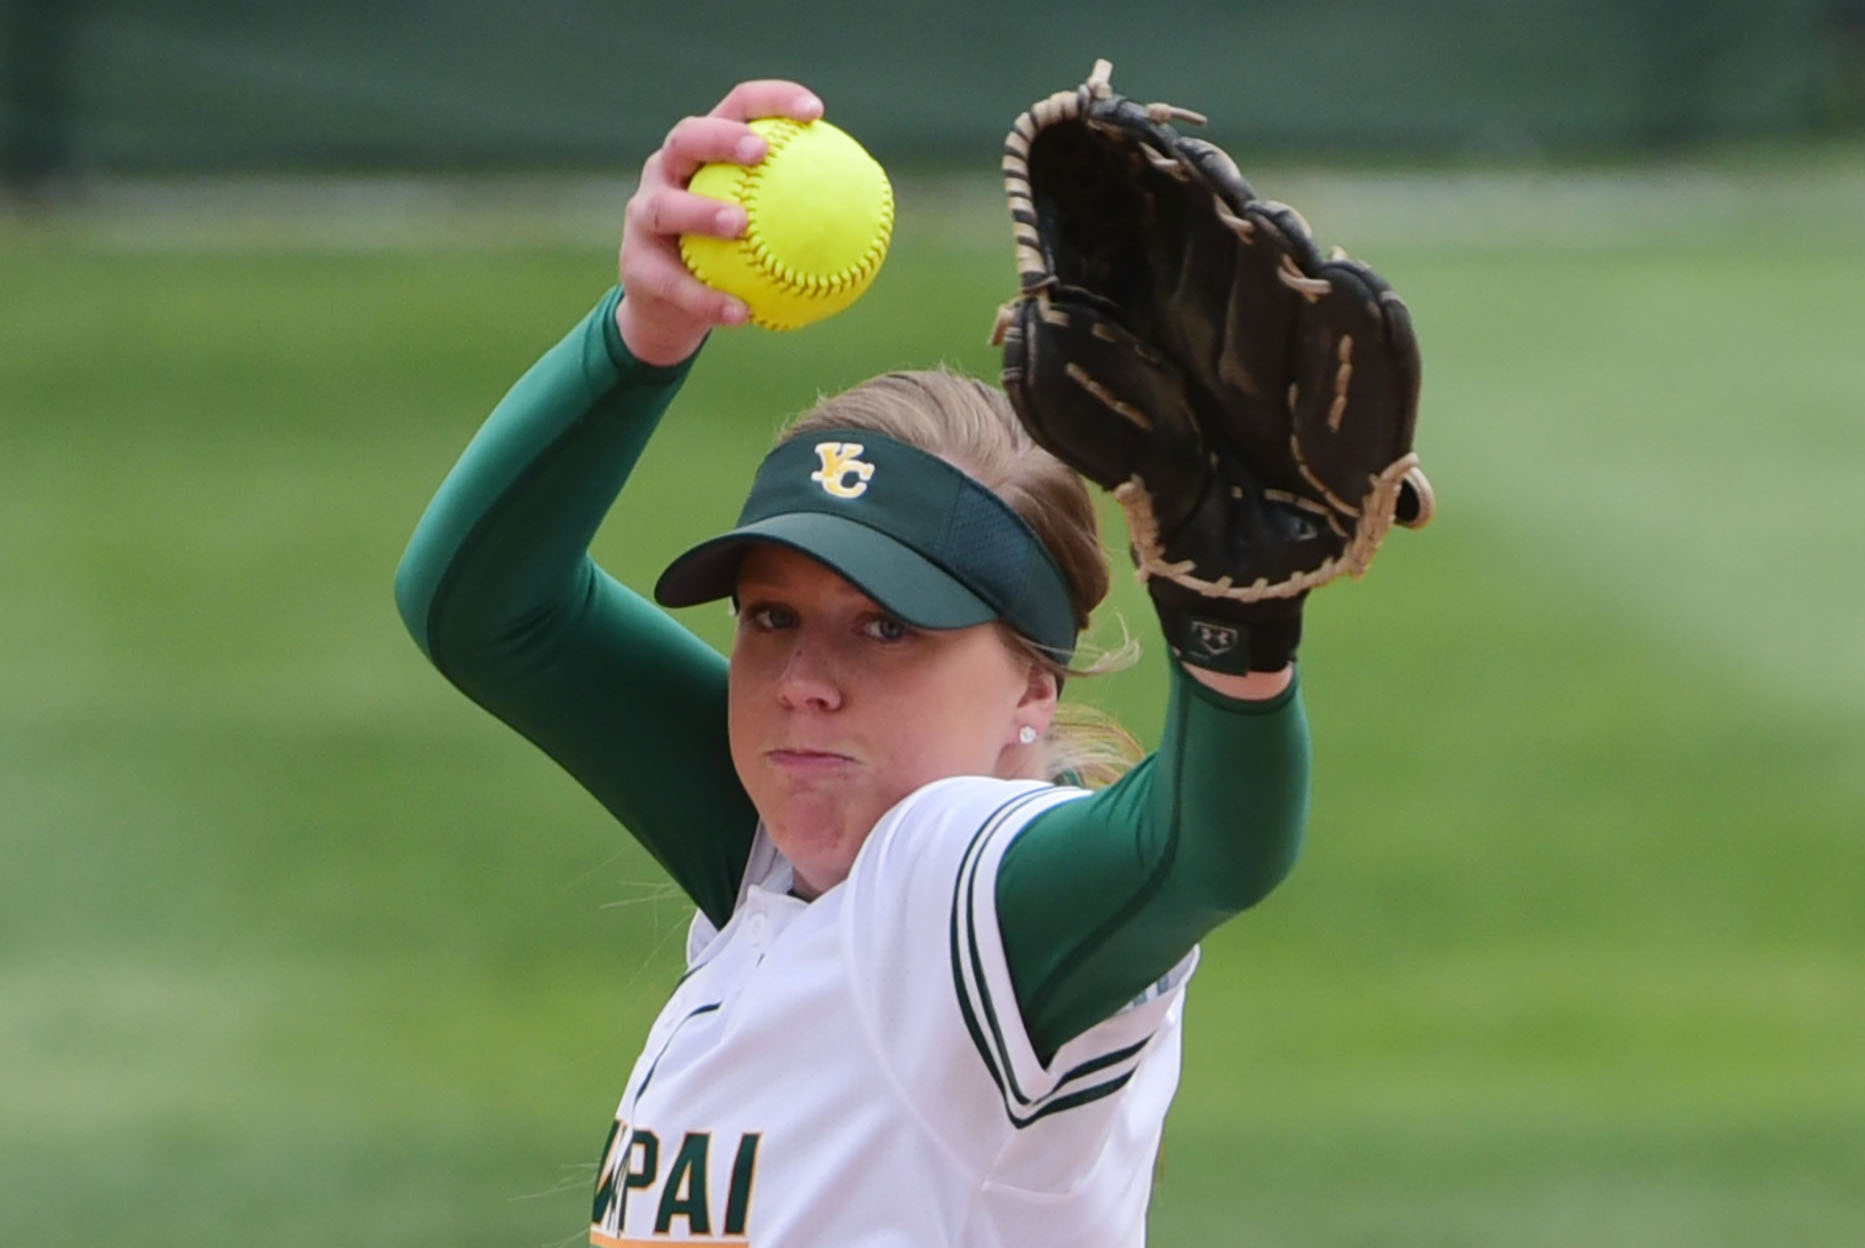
[395,289,1309,1061]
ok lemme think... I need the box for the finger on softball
[658,115,772,185]
[630,185,745,240]
[629,248,748,326]
[709,79,824,126]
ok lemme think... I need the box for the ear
[1017,661,1060,732]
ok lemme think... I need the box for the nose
[775,637,843,712]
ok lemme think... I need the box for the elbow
[1208,826,1304,915]
[393,541,439,662]
[1216,771,1310,913]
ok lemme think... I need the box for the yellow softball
[680,118,894,331]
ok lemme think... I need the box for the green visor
[654,429,1077,660]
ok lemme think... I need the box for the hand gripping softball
[993,61,1435,673]
[681,118,894,331]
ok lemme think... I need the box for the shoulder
[855,775,1088,887]
[837,775,1078,918]
[836,775,1088,960]
[890,774,1089,839]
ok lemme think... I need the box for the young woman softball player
[397,73,1427,1246]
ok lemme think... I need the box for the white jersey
[588,775,1198,1247]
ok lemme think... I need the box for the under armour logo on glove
[1189,621,1240,656]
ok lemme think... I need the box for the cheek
[890,662,1024,776]
[725,649,768,781]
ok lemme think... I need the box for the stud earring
[1018,726,1038,745]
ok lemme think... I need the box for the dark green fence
[3,0,1858,185]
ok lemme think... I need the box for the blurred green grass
[2,175,1862,1247]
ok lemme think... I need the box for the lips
[766,748,857,775]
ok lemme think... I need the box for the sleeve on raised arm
[395,290,758,926]
[996,662,1311,1060]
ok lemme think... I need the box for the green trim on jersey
[949,790,1156,1128]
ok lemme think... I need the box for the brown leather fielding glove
[995,61,1434,673]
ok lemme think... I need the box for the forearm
[997,661,1310,1059]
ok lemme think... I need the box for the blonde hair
[781,368,1143,788]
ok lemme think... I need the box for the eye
[860,613,915,643]
[739,601,797,632]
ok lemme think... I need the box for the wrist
[614,297,705,369]
[1181,662,1294,702]
[1149,587,1306,674]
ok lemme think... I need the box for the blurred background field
[4,4,1865,1247]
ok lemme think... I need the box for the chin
[767,806,850,865]
[766,802,876,890]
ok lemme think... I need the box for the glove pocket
[1002,289,1206,517]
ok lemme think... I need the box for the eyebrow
[734,578,880,610]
